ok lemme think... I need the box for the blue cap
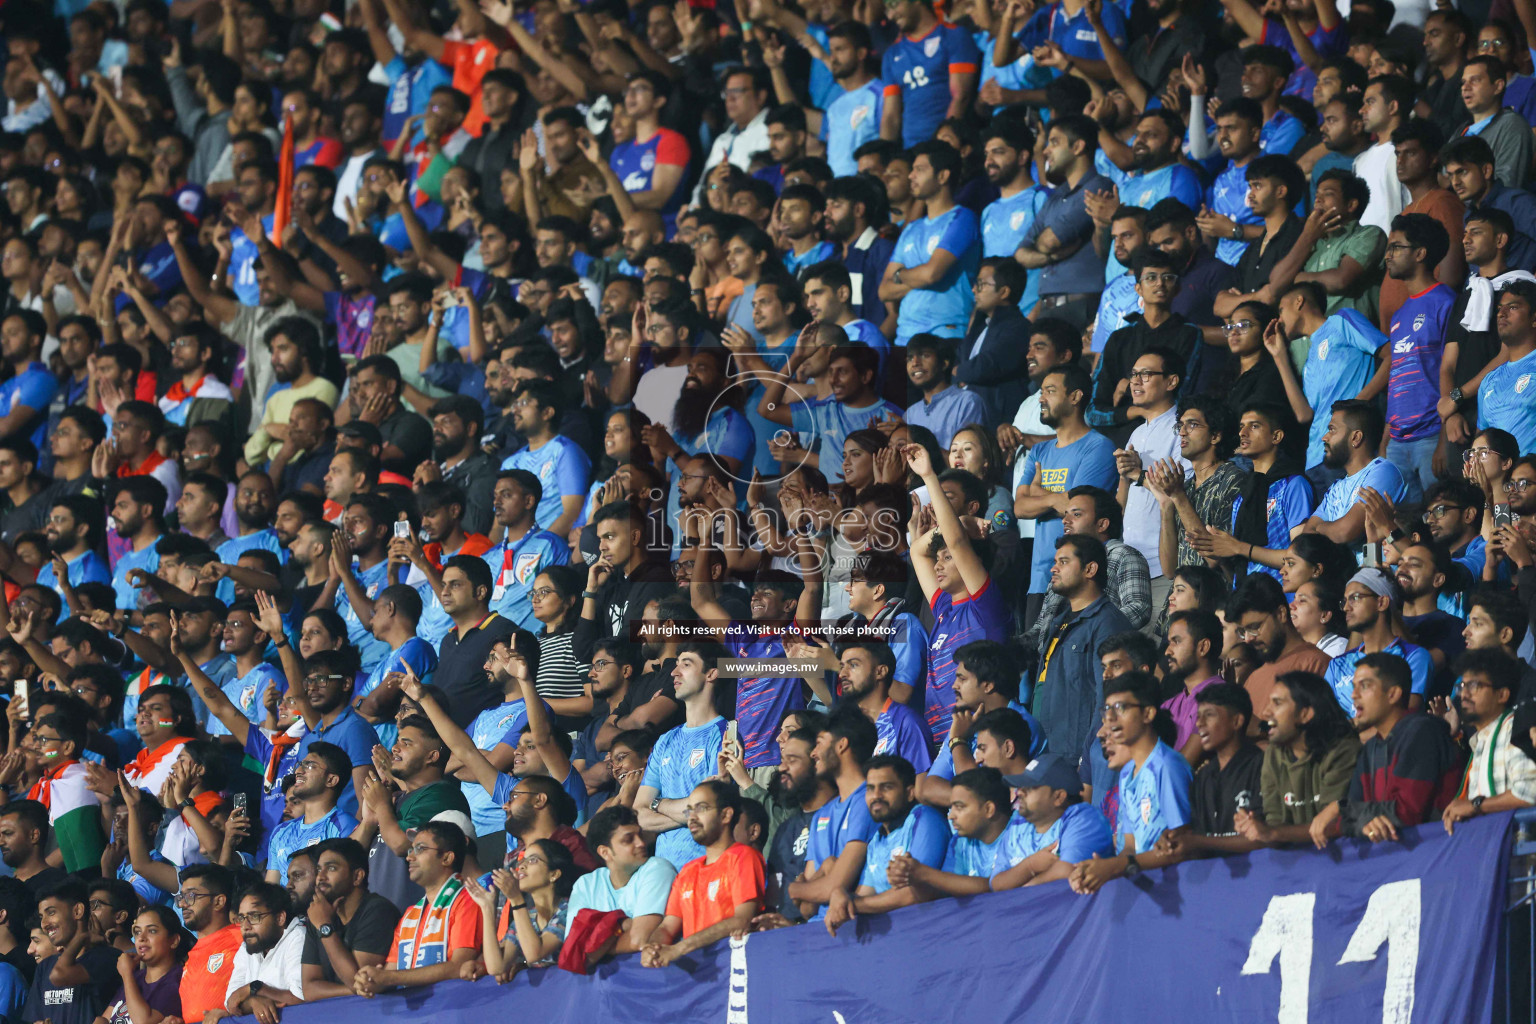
[1003,753,1080,794]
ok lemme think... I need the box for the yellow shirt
[242,376,340,465]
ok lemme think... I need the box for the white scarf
[1461,270,1536,331]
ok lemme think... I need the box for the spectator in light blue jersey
[758,339,902,487]
[823,755,949,935]
[1272,281,1388,473]
[499,378,591,538]
[814,23,900,178]
[879,139,981,345]
[1068,671,1192,894]
[884,767,1024,897]
[992,752,1114,889]
[1195,98,1266,267]
[979,117,1048,317]
[1299,399,1409,546]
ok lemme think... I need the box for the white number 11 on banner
[1242,878,1421,1024]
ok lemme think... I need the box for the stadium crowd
[0,0,1526,1015]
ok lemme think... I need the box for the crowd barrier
[245,812,1514,1023]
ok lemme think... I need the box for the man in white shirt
[1353,75,1412,234]
[1113,347,1192,619]
[998,319,1081,545]
[225,882,307,1018]
[690,66,771,206]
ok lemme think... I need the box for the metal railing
[1504,809,1536,1022]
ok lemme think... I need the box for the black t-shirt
[1191,743,1265,836]
[767,806,815,921]
[0,944,33,985]
[24,946,121,1024]
[379,408,433,476]
[20,866,68,907]
[614,659,682,733]
[303,892,403,982]
[1235,217,1305,295]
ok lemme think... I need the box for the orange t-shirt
[440,39,500,136]
[665,843,765,938]
[388,879,482,969]
[180,924,241,1020]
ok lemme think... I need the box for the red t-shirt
[665,843,765,938]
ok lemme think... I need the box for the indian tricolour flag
[31,760,105,874]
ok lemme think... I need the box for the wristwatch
[249,981,265,997]
[317,923,335,939]
[650,795,663,812]
[1123,854,1142,878]
[1472,795,1487,815]
[1231,223,1242,240]
[1449,386,1465,405]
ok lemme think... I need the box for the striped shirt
[536,629,589,702]
[1463,711,1536,804]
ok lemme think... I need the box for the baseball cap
[1002,753,1079,794]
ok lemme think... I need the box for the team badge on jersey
[1413,314,1425,331]
[1518,374,1532,394]
[514,551,540,584]
[924,37,940,57]
[1011,210,1026,230]
[690,748,705,768]
[851,104,870,128]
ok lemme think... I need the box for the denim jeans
[1384,435,1438,503]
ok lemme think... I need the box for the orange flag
[272,118,294,244]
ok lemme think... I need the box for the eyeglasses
[88,899,113,911]
[1175,420,1206,434]
[1344,591,1380,604]
[173,890,209,907]
[973,278,999,291]
[1220,320,1256,333]
[521,854,546,867]
[1510,479,1535,492]
[1479,38,1510,50]
[1127,370,1166,382]
[1139,273,1178,284]
[1384,242,1416,254]
[1422,504,1463,522]
[529,587,557,599]
[720,87,750,99]
[408,843,442,856]
[1463,447,1492,460]
[1235,623,1268,640]
[1101,701,1145,719]
[1460,677,1498,692]
[232,912,274,926]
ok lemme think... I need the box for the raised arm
[514,665,571,782]
[904,443,989,595]
[401,668,502,795]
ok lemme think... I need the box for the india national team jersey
[891,204,981,345]
[881,23,981,147]
[860,804,948,893]
[823,79,896,177]
[501,436,592,530]
[1115,741,1193,854]
[642,717,728,868]
[204,662,286,738]
[925,580,1010,745]
[1302,309,1387,468]
[808,783,877,882]
[610,128,691,215]
[1120,164,1203,212]
[1478,347,1536,454]
[998,802,1114,867]
[983,187,1049,314]
[1386,284,1454,442]
[1207,161,1262,266]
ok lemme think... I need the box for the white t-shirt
[1123,405,1190,578]
[226,919,307,1002]
[1010,392,1047,539]
[1354,142,1409,235]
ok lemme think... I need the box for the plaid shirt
[1464,711,1536,804]
[1025,538,1152,658]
